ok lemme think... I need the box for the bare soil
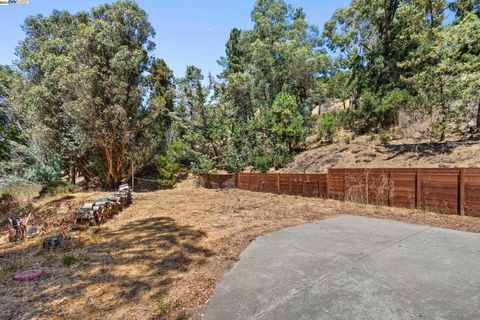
[1,177,480,320]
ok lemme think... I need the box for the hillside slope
[279,134,480,173]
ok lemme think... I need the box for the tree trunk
[69,164,76,185]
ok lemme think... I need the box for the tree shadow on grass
[0,216,212,319]
[384,142,457,161]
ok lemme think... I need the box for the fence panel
[263,174,279,194]
[367,169,392,206]
[465,169,480,217]
[390,169,416,209]
[304,174,328,198]
[202,168,480,217]
[420,170,460,215]
[327,169,347,200]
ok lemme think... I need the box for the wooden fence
[200,168,480,217]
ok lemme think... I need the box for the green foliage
[271,152,292,170]
[376,89,412,127]
[379,129,391,145]
[191,155,215,175]
[318,112,341,143]
[254,156,271,173]
[2,0,480,185]
[222,143,248,173]
[156,155,180,188]
[40,180,78,198]
[7,0,160,188]
[62,254,77,267]
[271,91,306,151]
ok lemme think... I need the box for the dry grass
[280,133,480,173]
[1,177,480,320]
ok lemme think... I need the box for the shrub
[254,156,271,173]
[379,130,390,145]
[318,112,340,143]
[156,155,181,188]
[191,155,215,174]
[271,152,291,170]
[376,89,412,128]
[222,144,248,173]
[39,180,78,198]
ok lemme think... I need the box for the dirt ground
[1,177,480,320]
[280,134,480,173]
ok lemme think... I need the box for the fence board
[202,167,480,217]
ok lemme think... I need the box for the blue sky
[0,0,350,78]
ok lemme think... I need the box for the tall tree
[146,58,176,154]
[8,0,160,187]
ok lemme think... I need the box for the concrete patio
[205,216,480,320]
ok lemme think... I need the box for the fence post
[459,168,465,216]
[388,169,392,207]
[302,174,305,197]
[257,173,261,191]
[235,172,239,189]
[277,173,280,194]
[365,170,369,204]
[343,173,347,201]
[416,169,422,209]
[326,171,330,199]
[289,175,293,194]
[318,175,321,198]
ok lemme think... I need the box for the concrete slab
[204,216,480,320]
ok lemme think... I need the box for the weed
[62,254,77,267]
[379,129,390,145]
[157,297,181,315]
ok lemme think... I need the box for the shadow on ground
[385,142,458,160]
[0,216,212,319]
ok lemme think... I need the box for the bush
[318,112,340,143]
[156,155,181,188]
[39,180,78,198]
[376,89,412,128]
[191,155,215,174]
[271,152,291,170]
[254,156,271,172]
[354,89,412,133]
[379,129,390,145]
[222,147,248,173]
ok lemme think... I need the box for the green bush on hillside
[156,155,181,188]
[318,112,341,143]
